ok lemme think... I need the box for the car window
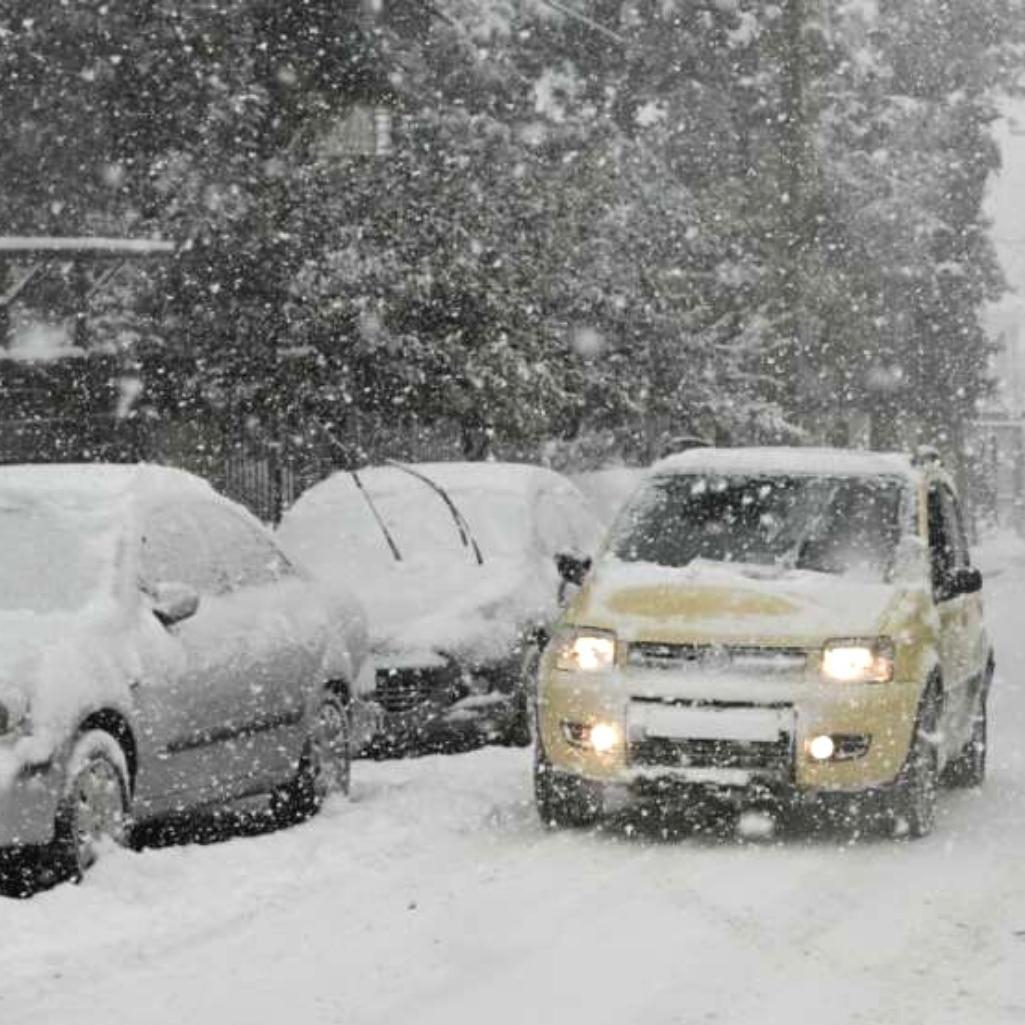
[611,473,904,579]
[370,472,470,563]
[941,488,971,569]
[139,502,221,595]
[928,484,970,590]
[190,500,296,592]
[443,486,531,558]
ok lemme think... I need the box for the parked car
[536,446,993,838]
[277,461,604,753]
[0,464,368,881]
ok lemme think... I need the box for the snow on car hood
[574,557,908,645]
[0,602,143,788]
[365,555,557,665]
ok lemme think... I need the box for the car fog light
[589,722,620,754]
[808,734,836,761]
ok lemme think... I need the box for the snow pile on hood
[582,556,912,644]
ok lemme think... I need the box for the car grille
[628,697,795,775]
[626,642,808,674]
[629,735,793,773]
[375,666,456,713]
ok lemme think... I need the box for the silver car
[0,464,369,881]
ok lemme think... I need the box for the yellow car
[535,447,993,838]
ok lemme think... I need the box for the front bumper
[363,653,524,753]
[538,664,922,796]
[0,748,62,847]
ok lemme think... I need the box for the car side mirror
[150,581,200,626]
[935,566,983,602]
[555,552,592,587]
[951,566,983,597]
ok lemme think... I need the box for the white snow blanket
[2,539,1024,1024]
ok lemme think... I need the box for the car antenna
[312,420,403,562]
[384,459,485,565]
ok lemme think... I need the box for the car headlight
[552,627,617,673]
[821,638,895,684]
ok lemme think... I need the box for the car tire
[890,690,940,840]
[275,692,351,825]
[49,730,132,882]
[943,689,988,789]
[534,747,603,829]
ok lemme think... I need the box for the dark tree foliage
[0,0,1022,470]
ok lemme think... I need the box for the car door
[926,483,976,754]
[938,486,988,740]
[134,498,317,808]
[133,498,239,807]
[182,498,322,792]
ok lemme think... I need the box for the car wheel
[944,691,988,789]
[276,692,351,824]
[534,747,603,829]
[891,717,939,840]
[50,730,131,881]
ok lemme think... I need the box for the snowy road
[4,555,1025,1024]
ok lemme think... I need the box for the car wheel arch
[77,709,138,793]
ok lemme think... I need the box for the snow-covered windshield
[446,488,531,558]
[610,473,905,579]
[0,500,115,612]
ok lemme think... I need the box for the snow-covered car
[277,461,604,752]
[569,467,647,526]
[0,464,368,881]
[537,446,994,838]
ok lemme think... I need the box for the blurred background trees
[1,0,1022,488]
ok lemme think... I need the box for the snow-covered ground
[4,547,1025,1024]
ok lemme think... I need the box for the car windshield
[447,488,530,558]
[0,500,115,612]
[610,473,905,579]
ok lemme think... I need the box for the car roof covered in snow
[362,461,574,494]
[652,446,919,481]
[0,462,215,505]
[291,461,581,510]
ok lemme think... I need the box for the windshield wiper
[350,468,403,562]
[307,419,404,562]
[385,459,485,565]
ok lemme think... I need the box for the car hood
[0,614,75,702]
[0,602,135,742]
[366,555,557,665]
[570,557,908,646]
[0,608,129,787]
